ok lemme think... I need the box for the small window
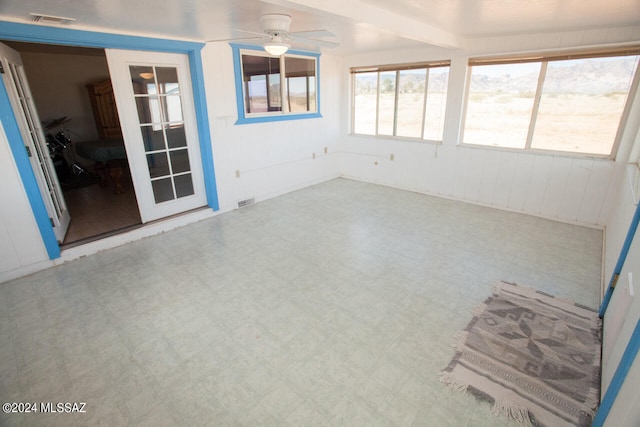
[232,45,321,124]
[463,48,640,157]
[284,56,316,113]
[351,61,450,141]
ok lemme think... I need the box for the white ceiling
[0,0,638,54]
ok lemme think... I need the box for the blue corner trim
[230,43,322,125]
[592,319,640,426]
[599,202,640,317]
[0,21,219,259]
[0,72,60,259]
[188,49,219,211]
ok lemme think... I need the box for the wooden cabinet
[87,79,122,140]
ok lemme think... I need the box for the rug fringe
[494,280,536,294]
[492,282,503,294]
[454,331,469,352]
[439,372,469,392]
[492,398,535,427]
[472,303,487,318]
[585,387,600,413]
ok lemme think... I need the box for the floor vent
[237,198,255,208]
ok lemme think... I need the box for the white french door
[106,50,207,222]
[0,42,70,242]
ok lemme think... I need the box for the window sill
[459,141,615,160]
[349,133,443,145]
[236,112,322,125]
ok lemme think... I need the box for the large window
[463,48,640,157]
[232,45,320,124]
[351,61,450,141]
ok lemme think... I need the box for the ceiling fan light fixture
[264,42,290,56]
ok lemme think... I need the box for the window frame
[461,47,640,159]
[231,44,321,125]
[350,60,451,142]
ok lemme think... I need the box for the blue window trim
[0,20,219,260]
[231,43,322,124]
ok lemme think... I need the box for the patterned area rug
[441,281,601,427]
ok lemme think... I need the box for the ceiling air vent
[30,13,76,25]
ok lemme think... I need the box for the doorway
[3,41,142,245]
[0,22,218,262]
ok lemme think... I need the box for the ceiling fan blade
[290,30,335,38]
[206,35,266,43]
[293,37,340,48]
[206,28,272,43]
[232,28,270,38]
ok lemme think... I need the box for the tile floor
[0,178,603,426]
[62,173,141,245]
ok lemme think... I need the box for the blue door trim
[593,201,640,425]
[599,202,640,317]
[0,21,219,259]
[592,319,640,426]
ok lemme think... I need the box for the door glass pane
[170,149,191,174]
[175,174,194,198]
[162,96,183,123]
[141,126,166,151]
[147,152,170,178]
[152,178,174,203]
[156,67,179,92]
[166,125,187,148]
[129,64,195,205]
[135,97,155,124]
[130,66,156,94]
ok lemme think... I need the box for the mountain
[470,57,638,95]
[354,57,639,96]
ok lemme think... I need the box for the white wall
[602,192,640,426]
[0,42,345,282]
[601,101,640,427]
[0,124,50,283]
[201,43,342,212]
[339,25,640,229]
[2,24,640,285]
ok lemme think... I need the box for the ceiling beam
[266,0,465,49]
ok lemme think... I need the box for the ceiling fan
[208,13,339,55]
